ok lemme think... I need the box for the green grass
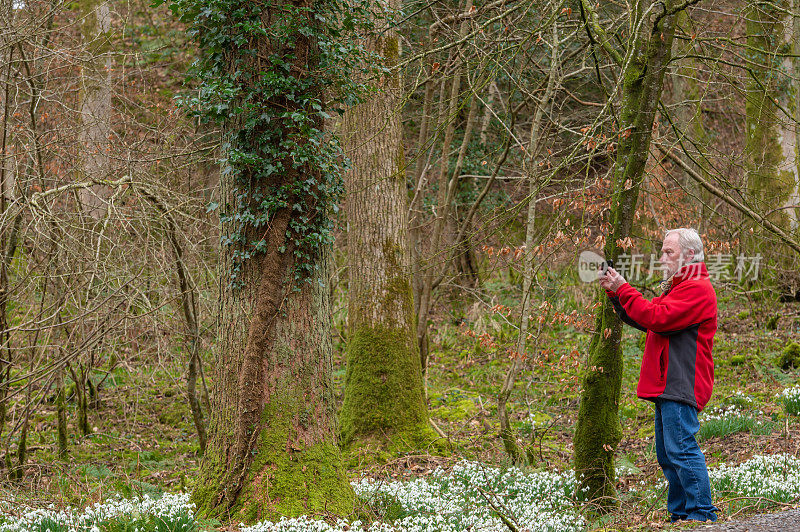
[698,415,758,441]
[697,397,777,442]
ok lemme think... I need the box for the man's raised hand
[599,267,626,292]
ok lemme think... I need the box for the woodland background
[0,0,799,529]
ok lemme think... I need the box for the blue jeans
[654,399,719,522]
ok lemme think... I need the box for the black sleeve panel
[609,295,648,332]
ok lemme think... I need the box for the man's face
[660,233,693,277]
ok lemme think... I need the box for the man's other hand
[599,267,626,292]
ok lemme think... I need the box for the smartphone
[602,259,614,274]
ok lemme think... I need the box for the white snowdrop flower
[709,453,800,502]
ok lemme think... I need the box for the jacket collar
[669,262,708,289]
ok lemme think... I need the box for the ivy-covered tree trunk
[745,0,798,235]
[573,0,678,507]
[339,0,434,455]
[194,245,352,520]
[187,0,354,521]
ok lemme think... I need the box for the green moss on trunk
[573,302,624,504]
[573,0,678,510]
[745,1,795,236]
[193,381,354,522]
[235,400,353,521]
[339,324,437,455]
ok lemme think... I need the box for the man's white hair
[665,228,704,263]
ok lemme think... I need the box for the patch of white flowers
[0,493,195,532]
[709,453,800,502]
[699,404,761,422]
[726,391,754,406]
[777,386,800,416]
[5,453,800,532]
[243,461,584,532]
[240,517,395,532]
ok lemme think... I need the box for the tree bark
[742,0,800,295]
[478,82,497,145]
[191,0,353,520]
[448,95,480,291]
[56,359,68,459]
[77,0,112,219]
[194,245,352,520]
[0,0,14,446]
[573,0,679,508]
[792,0,800,231]
[15,385,31,480]
[339,0,434,453]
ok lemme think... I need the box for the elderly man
[599,228,719,523]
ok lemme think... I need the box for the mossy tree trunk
[14,385,31,480]
[573,0,678,508]
[68,362,91,435]
[194,246,352,521]
[56,361,68,459]
[744,0,800,288]
[339,0,434,454]
[191,0,353,521]
[792,0,800,231]
[745,0,798,235]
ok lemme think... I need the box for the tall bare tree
[0,0,14,444]
[498,17,560,466]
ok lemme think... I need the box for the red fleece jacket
[607,262,717,411]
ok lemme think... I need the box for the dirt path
[696,508,800,531]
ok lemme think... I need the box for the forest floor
[0,286,798,531]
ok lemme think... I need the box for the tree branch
[653,0,703,28]
[579,0,623,66]
[656,145,800,256]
